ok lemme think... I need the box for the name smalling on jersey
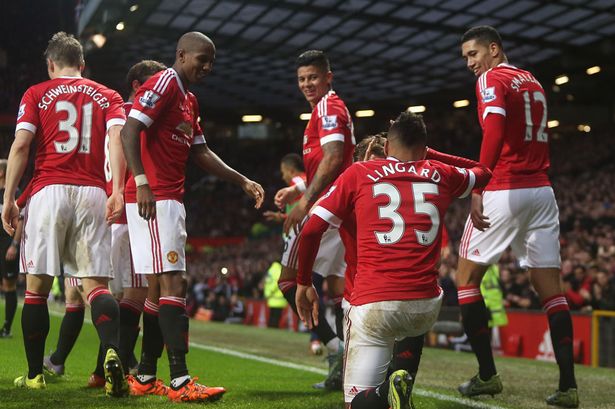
[366,161,441,183]
[37,84,111,110]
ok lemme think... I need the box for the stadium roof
[79,0,615,116]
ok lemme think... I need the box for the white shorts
[110,223,146,288]
[459,187,561,269]
[312,226,346,278]
[21,185,111,278]
[126,200,186,274]
[343,294,442,403]
[280,228,300,269]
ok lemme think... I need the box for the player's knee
[456,258,487,286]
[159,271,186,297]
[280,265,297,281]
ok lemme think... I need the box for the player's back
[17,76,124,196]
[347,158,473,305]
[477,64,550,190]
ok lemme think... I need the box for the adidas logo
[472,249,481,256]
[396,350,413,359]
[349,386,359,396]
[95,314,112,325]
[27,260,34,269]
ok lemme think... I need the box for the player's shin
[543,295,577,391]
[458,285,497,380]
[50,303,85,366]
[138,298,163,380]
[158,296,190,388]
[22,291,50,379]
[3,289,17,332]
[87,287,120,352]
[333,296,344,341]
[391,335,424,381]
[119,299,143,372]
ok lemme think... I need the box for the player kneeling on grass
[296,112,492,409]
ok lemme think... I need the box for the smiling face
[461,39,501,77]
[297,64,332,107]
[178,41,216,85]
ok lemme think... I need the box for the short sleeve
[311,166,356,227]
[128,72,172,128]
[476,70,507,125]
[105,91,126,130]
[15,88,39,135]
[190,95,205,145]
[444,164,476,199]
[316,99,349,146]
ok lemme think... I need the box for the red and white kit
[298,157,491,402]
[301,90,355,278]
[105,101,144,291]
[16,76,125,278]
[124,68,205,274]
[460,63,560,268]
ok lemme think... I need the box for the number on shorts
[523,91,548,143]
[373,182,440,246]
[55,101,92,154]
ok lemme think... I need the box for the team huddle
[1,24,579,409]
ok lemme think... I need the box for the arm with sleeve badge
[474,75,507,193]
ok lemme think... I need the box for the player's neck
[387,147,425,162]
[51,67,81,79]
[171,64,190,90]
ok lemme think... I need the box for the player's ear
[489,42,499,57]
[176,48,185,63]
[326,70,333,85]
[384,140,389,156]
[132,79,141,92]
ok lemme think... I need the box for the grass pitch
[1,302,614,409]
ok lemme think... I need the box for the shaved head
[173,31,216,86]
[177,32,215,53]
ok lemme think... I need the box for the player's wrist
[10,240,19,248]
[134,174,149,187]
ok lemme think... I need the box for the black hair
[388,112,427,148]
[461,25,503,49]
[126,60,167,88]
[281,153,304,172]
[295,50,330,72]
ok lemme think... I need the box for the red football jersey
[16,76,125,196]
[339,215,357,302]
[302,90,355,193]
[476,63,551,190]
[124,68,205,203]
[312,158,477,305]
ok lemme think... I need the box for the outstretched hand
[242,179,265,209]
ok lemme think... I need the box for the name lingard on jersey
[366,162,441,183]
[38,84,111,110]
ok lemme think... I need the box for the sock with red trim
[333,296,344,341]
[50,303,85,365]
[87,287,119,352]
[119,298,143,372]
[458,285,496,380]
[391,335,425,380]
[22,291,50,378]
[278,279,338,346]
[543,295,577,391]
[138,299,164,377]
[158,296,189,380]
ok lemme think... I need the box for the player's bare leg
[456,258,502,397]
[530,268,579,408]
[0,276,17,337]
[15,274,55,389]
[44,279,85,376]
[81,277,127,397]
[119,286,147,374]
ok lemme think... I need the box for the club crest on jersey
[17,104,26,120]
[321,115,338,131]
[167,251,179,264]
[481,86,496,103]
[139,90,160,109]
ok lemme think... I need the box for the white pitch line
[188,341,508,409]
[47,309,507,409]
